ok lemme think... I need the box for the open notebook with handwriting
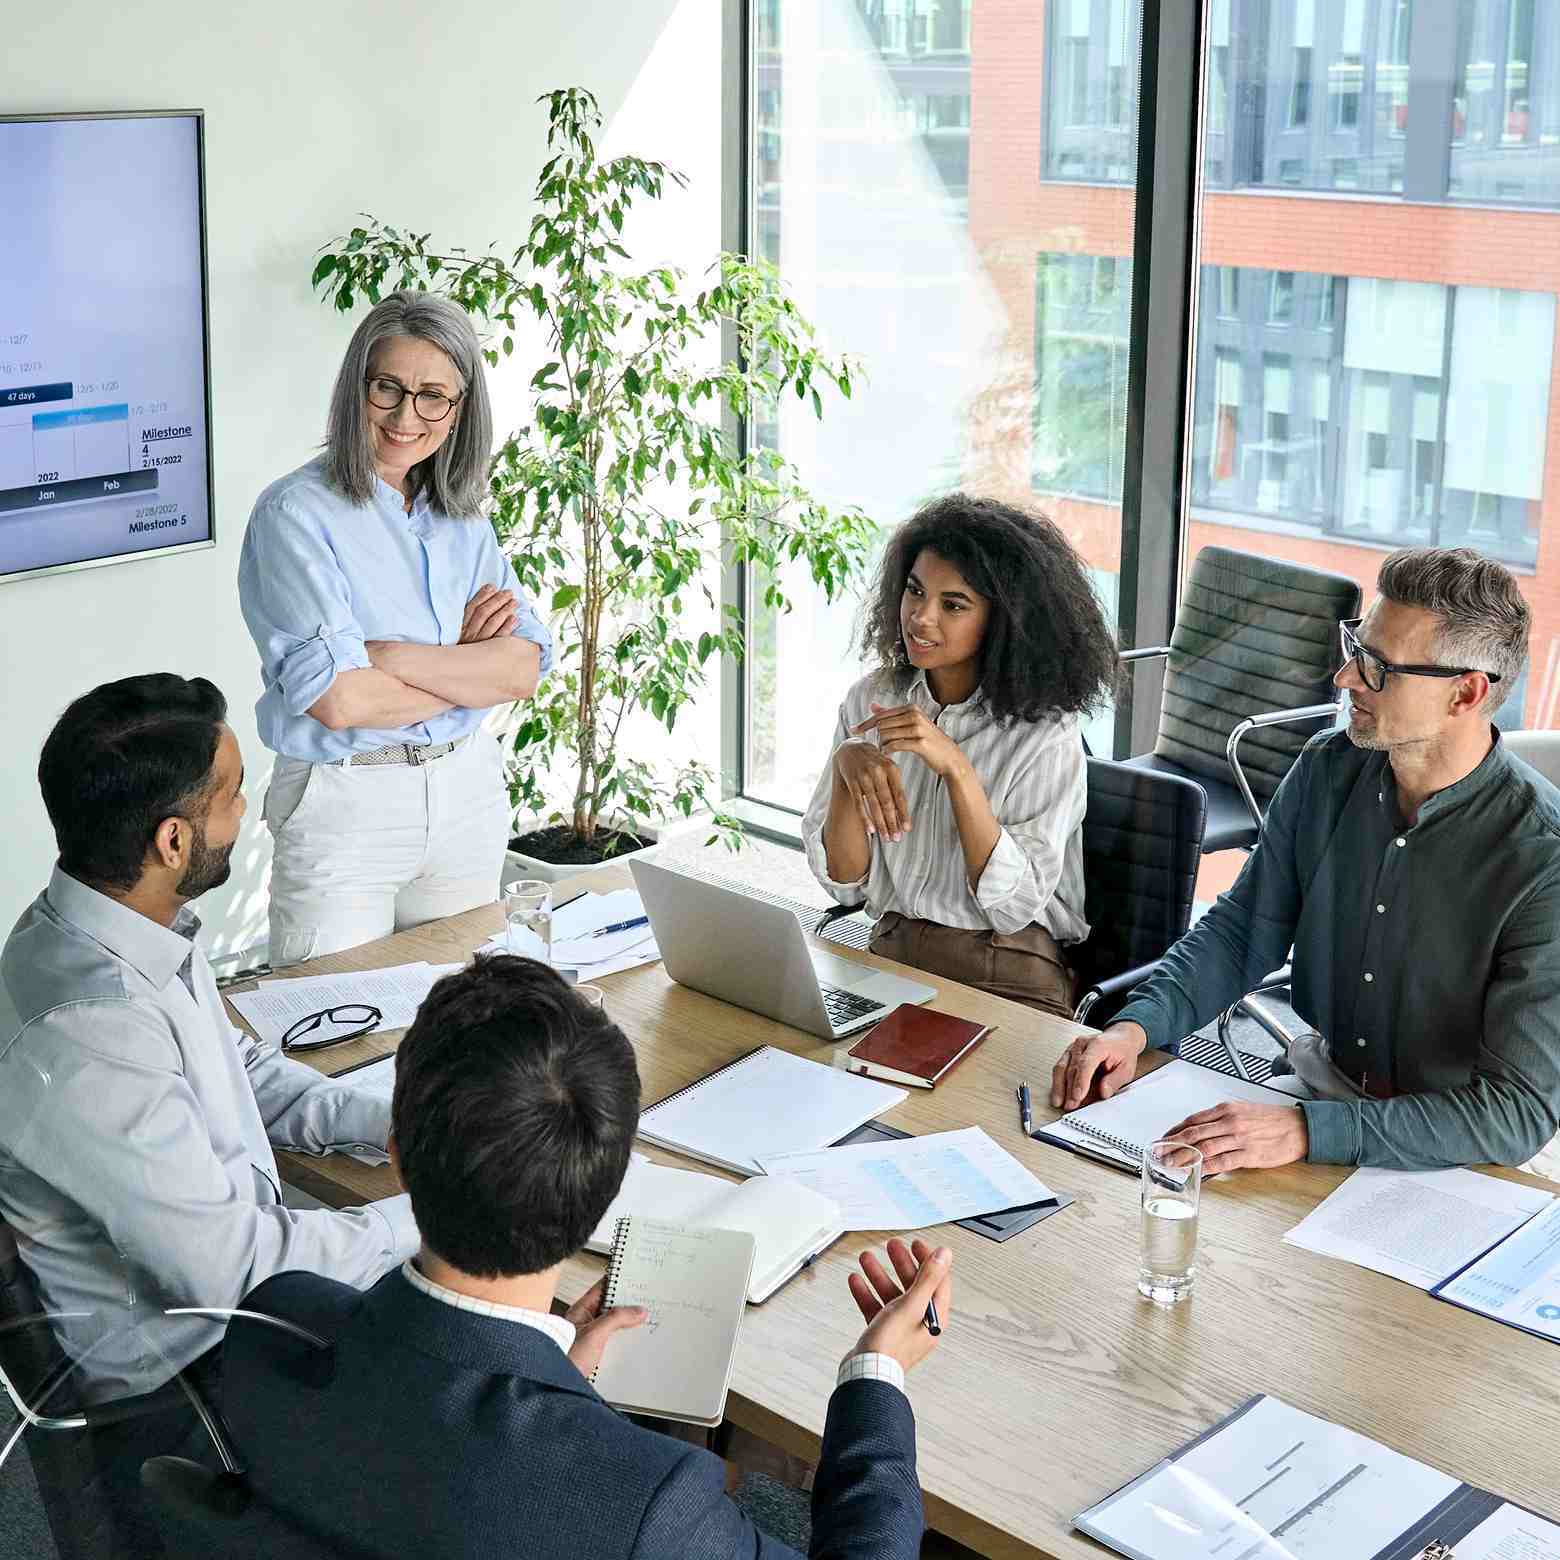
[588,1217,756,1427]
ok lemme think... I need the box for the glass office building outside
[742,0,1560,820]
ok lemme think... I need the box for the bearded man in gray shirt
[0,673,417,1555]
[1053,546,1560,1175]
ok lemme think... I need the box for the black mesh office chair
[0,1210,280,1560]
[1121,545,1362,852]
[141,1311,349,1560]
[1070,756,1207,1027]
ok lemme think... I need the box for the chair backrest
[0,1206,77,1418]
[143,1455,363,1560]
[1503,729,1560,790]
[1155,545,1361,803]
[1073,757,1206,1012]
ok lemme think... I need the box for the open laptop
[630,858,936,1039]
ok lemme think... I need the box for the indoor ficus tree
[311,87,874,856]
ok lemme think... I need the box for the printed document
[758,1127,1054,1230]
[1436,1196,1560,1342]
[1283,1167,1553,1289]
[227,962,461,1046]
[1456,1504,1560,1560]
[1077,1394,1458,1560]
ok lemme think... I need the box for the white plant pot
[502,822,662,888]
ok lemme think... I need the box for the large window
[735,0,1560,833]
[743,0,1139,814]
[1184,0,1560,903]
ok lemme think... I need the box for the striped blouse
[800,670,1089,943]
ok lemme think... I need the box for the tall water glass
[1138,1140,1203,1304]
[503,881,553,964]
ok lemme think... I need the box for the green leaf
[551,584,582,611]
[311,254,337,287]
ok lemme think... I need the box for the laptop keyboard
[820,984,882,1029]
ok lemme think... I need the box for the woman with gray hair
[239,290,552,962]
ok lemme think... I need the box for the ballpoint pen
[923,1297,941,1336]
[1017,1080,1034,1136]
[590,915,651,938]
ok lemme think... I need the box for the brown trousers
[868,913,1076,1019]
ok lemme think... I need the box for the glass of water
[1139,1139,1203,1304]
[503,881,553,964]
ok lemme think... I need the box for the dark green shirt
[1116,730,1560,1168]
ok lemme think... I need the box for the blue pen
[590,915,650,938]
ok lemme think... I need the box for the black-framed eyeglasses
[363,375,462,423]
[1340,618,1502,696]
[280,1004,382,1052]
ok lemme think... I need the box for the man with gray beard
[1051,547,1560,1175]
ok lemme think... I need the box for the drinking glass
[1138,1140,1203,1304]
[503,881,553,963]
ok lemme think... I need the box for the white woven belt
[347,736,464,767]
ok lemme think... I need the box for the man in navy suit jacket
[220,954,952,1558]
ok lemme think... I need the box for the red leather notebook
[840,1006,992,1089]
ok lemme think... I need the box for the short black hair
[38,674,229,891]
[392,956,641,1278]
[861,494,1119,724]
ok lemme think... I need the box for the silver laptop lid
[630,858,837,1036]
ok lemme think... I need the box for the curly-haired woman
[801,494,1117,1017]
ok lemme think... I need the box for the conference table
[226,866,1560,1559]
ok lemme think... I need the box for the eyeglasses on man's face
[280,1003,383,1052]
[364,375,462,423]
[1339,618,1501,696]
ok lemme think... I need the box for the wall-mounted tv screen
[0,111,214,586]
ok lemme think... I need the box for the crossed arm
[308,585,542,730]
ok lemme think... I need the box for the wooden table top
[227,868,1560,1560]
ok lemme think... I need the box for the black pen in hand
[923,1297,941,1336]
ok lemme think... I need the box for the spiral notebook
[1036,1059,1300,1171]
[588,1216,755,1427]
[636,1045,907,1175]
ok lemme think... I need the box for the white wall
[0,0,720,959]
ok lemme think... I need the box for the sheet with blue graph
[757,1126,1054,1231]
[1434,1195,1560,1344]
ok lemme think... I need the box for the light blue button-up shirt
[239,456,554,763]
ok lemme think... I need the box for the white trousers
[263,729,510,963]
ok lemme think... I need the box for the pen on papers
[1018,1081,1034,1136]
[590,915,650,938]
[923,1298,941,1336]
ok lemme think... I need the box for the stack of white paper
[481,888,660,978]
[227,962,462,1047]
[1283,1167,1553,1290]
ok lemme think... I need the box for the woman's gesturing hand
[834,739,913,841]
[460,584,519,643]
[852,702,966,780]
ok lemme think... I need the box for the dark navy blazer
[221,1268,924,1560]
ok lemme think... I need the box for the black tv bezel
[0,108,216,587]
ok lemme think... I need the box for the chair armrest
[1074,960,1164,1025]
[1225,702,1341,831]
[1119,645,1172,664]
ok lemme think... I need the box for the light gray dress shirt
[801,670,1089,943]
[0,868,418,1401]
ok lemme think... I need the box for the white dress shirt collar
[45,864,201,989]
[402,1259,577,1354]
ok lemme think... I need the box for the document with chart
[1434,1195,1560,1344]
[1076,1394,1556,1560]
[757,1127,1054,1230]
